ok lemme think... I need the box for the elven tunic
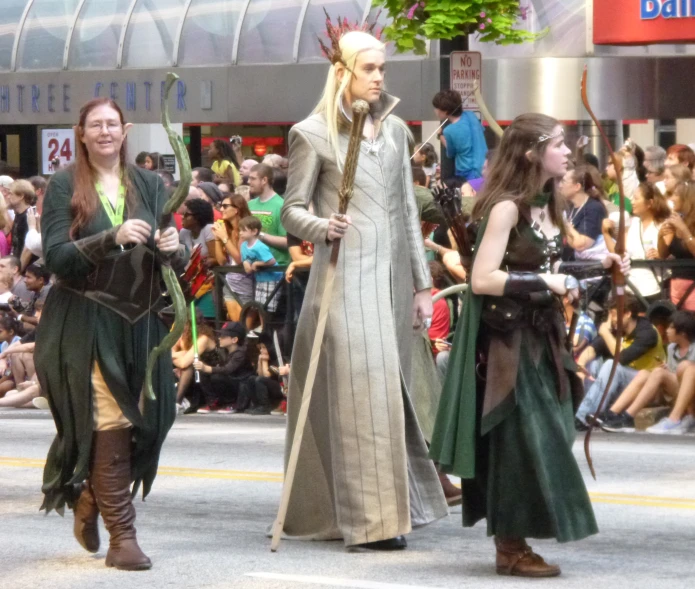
[280,96,447,546]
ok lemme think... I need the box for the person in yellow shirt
[575,295,665,427]
[209,139,241,188]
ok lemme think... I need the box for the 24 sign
[41,129,75,174]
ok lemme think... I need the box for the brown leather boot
[73,480,100,553]
[91,429,152,571]
[436,468,462,507]
[495,537,561,578]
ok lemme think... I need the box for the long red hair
[70,98,136,238]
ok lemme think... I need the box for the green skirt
[463,329,598,543]
[35,286,176,514]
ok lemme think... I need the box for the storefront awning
[1,0,426,73]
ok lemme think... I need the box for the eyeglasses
[219,204,236,210]
[86,121,122,132]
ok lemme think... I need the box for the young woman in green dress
[35,98,184,570]
[429,113,629,577]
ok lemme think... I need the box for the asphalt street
[1,409,693,589]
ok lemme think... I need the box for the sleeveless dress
[430,215,598,542]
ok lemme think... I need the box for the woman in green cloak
[35,98,184,571]
[429,113,629,577]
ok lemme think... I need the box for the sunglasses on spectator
[219,204,237,210]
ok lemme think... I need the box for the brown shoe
[437,469,462,507]
[91,429,152,571]
[495,538,561,578]
[73,480,100,553]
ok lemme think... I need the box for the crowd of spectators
[0,141,296,416]
[424,121,695,437]
[135,144,295,415]
[3,118,695,439]
[0,171,51,408]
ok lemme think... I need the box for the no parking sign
[450,51,482,111]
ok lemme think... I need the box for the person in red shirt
[428,261,451,355]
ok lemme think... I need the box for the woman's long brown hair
[182,319,216,350]
[638,182,670,224]
[70,98,136,238]
[675,182,695,234]
[472,113,567,233]
[222,193,251,237]
[665,164,692,197]
[569,165,606,201]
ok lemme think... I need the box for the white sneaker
[646,416,690,435]
[681,414,695,433]
[32,397,49,410]
[176,398,191,415]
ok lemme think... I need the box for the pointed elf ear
[74,125,85,144]
[335,63,346,83]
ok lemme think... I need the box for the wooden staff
[270,99,370,552]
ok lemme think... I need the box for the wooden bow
[580,65,626,479]
[473,79,503,138]
[144,72,193,401]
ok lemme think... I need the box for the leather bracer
[503,272,551,298]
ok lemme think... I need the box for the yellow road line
[0,456,283,482]
[589,496,695,510]
[2,456,695,510]
[590,492,695,504]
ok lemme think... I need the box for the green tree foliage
[374,1,547,54]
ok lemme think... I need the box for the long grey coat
[280,94,447,547]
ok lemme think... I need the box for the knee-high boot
[91,429,152,571]
[73,478,100,553]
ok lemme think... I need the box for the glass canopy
[1,0,423,72]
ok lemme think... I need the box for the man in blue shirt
[432,90,487,183]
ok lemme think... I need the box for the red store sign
[594,1,695,45]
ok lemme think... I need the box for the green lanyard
[95,181,126,227]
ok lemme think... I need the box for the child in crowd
[235,332,286,415]
[239,216,282,312]
[172,311,219,413]
[193,321,255,413]
[0,315,22,398]
[575,296,665,428]
[0,302,42,408]
[563,294,597,358]
[601,311,695,434]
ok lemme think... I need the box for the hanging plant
[373,1,547,55]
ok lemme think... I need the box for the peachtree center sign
[594,1,695,44]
